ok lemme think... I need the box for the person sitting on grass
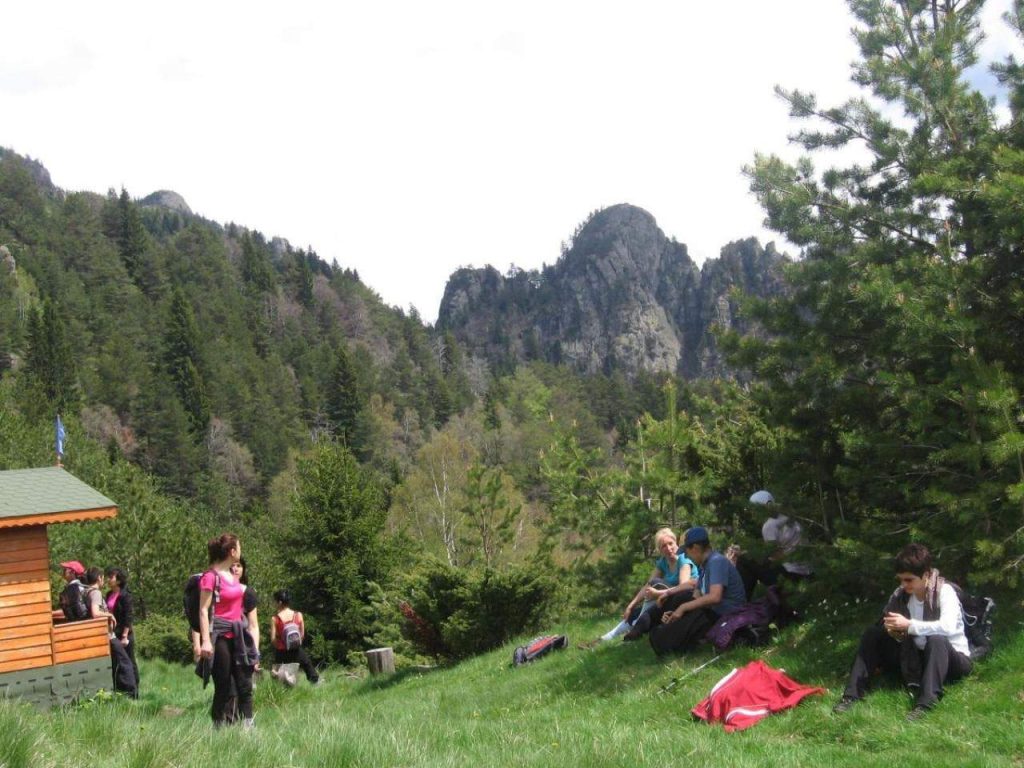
[733,490,807,600]
[648,526,746,655]
[593,527,699,643]
[833,543,972,722]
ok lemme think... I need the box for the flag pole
[55,414,65,468]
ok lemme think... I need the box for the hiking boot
[905,705,930,722]
[832,696,859,714]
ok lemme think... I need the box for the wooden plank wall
[0,526,54,674]
[52,618,110,665]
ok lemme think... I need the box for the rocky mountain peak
[438,205,787,379]
[140,190,192,215]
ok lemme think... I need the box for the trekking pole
[658,654,723,695]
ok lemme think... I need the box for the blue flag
[56,414,66,459]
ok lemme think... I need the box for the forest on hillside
[1,0,1022,667]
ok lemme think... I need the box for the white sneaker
[601,620,631,641]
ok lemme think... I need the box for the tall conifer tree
[24,299,78,414]
[326,343,362,450]
[738,0,1024,581]
[163,286,210,437]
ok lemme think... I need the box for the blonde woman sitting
[601,528,699,642]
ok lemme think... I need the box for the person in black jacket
[58,560,90,622]
[105,567,139,689]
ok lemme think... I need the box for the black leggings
[211,635,253,723]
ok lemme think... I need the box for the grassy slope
[1,607,1022,768]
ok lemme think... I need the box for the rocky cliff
[140,189,193,215]
[437,204,788,379]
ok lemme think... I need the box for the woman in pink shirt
[198,533,260,728]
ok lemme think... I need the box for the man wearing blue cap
[649,526,746,655]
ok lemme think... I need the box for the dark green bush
[399,558,557,660]
[134,613,192,664]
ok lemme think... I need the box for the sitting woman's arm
[656,564,694,606]
[622,586,646,621]
[622,569,660,620]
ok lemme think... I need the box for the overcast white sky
[3,1,1020,321]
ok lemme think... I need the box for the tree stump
[366,647,395,675]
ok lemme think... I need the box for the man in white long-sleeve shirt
[833,543,972,721]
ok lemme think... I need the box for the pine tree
[296,250,315,307]
[132,369,206,496]
[240,232,275,293]
[115,189,149,280]
[24,299,78,414]
[281,442,388,659]
[739,0,1024,581]
[326,343,362,450]
[163,286,210,437]
[458,464,521,568]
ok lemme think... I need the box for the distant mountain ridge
[0,144,786,391]
[437,204,788,378]
[0,146,472,496]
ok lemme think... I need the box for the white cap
[749,490,775,505]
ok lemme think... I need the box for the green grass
[2,605,1023,768]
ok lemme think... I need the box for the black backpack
[951,584,995,660]
[183,571,219,633]
[59,581,90,622]
[512,635,568,666]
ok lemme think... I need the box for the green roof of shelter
[0,467,117,522]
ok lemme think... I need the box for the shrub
[399,558,557,660]
[134,613,192,664]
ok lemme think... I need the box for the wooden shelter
[0,467,118,706]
